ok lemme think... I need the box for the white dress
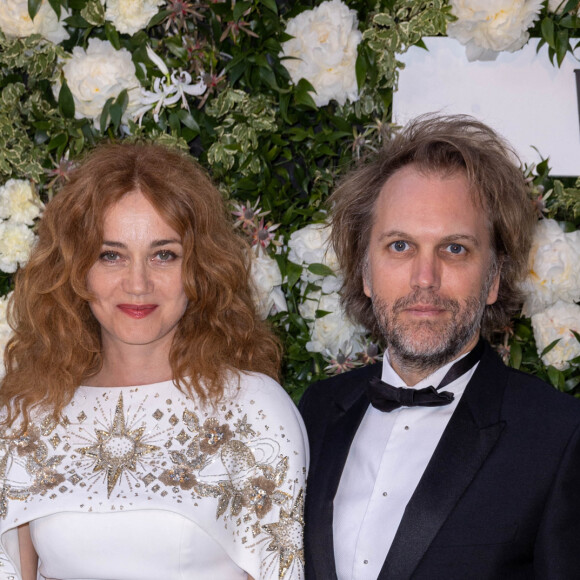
[0,373,308,580]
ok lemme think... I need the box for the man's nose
[410,250,441,291]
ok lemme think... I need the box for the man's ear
[362,263,371,298]
[485,258,502,306]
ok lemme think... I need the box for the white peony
[0,0,69,44]
[521,219,580,317]
[0,179,43,225]
[531,301,580,370]
[279,0,362,106]
[250,253,287,320]
[288,223,337,268]
[447,0,544,61]
[57,38,142,128]
[0,293,13,378]
[305,292,366,357]
[0,222,36,273]
[104,0,165,35]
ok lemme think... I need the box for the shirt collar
[381,348,472,391]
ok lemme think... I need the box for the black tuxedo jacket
[299,342,580,579]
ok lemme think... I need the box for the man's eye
[390,240,409,252]
[447,243,465,255]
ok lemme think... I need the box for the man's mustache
[391,290,461,315]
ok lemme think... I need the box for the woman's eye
[154,250,177,262]
[390,240,409,252]
[99,251,120,262]
[447,243,466,255]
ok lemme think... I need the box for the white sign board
[393,37,580,176]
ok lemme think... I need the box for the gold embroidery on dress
[77,392,160,497]
[0,385,306,579]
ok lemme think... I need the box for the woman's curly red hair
[1,143,281,429]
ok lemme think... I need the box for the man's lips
[117,304,158,319]
[403,304,447,315]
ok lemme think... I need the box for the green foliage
[0,0,579,396]
[362,0,453,90]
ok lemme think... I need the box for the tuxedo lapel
[305,364,380,580]
[379,345,507,580]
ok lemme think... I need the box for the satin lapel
[306,365,380,580]
[379,346,507,580]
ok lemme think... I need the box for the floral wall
[0,0,579,401]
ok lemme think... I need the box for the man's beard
[371,284,490,375]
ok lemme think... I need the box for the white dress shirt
[333,350,479,580]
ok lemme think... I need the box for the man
[299,115,580,579]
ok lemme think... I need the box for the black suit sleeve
[534,421,580,578]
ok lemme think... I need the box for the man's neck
[389,335,481,387]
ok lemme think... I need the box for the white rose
[57,38,142,128]
[0,179,43,225]
[0,293,13,378]
[250,253,287,319]
[521,219,580,317]
[0,0,69,43]
[305,292,366,357]
[0,222,36,273]
[447,0,543,61]
[279,0,362,106]
[531,301,580,370]
[104,0,165,35]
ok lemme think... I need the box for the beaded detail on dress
[0,374,307,580]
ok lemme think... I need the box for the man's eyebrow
[375,231,481,247]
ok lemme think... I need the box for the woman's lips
[117,304,158,319]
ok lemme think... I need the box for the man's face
[363,164,500,373]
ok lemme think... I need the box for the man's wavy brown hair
[1,143,281,428]
[330,114,536,341]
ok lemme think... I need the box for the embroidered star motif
[262,489,304,579]
[78,393,159,497]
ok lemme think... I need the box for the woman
[0,143,308,580]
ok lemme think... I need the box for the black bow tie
[367,340,484,413]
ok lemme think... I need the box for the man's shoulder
[478,348,580,424]
[504,363,580,416]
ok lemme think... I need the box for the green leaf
[100,97,115,133]
[541,18,556,50]
[509,342,522,370]
[541,338,561,357]
[260,0,277,14]
[572,330,580,344]
[307,263,335,277]
[233,1,251,21]
[355,52,368,92]
[109,103,123,131]
[47,132,67,152]
[105,21,121,49]
[58,79,75,119]
[28,0,42,20]
[115,89,129,112]
[47,0,61,18]
[286,261,303,290]
[547,365,562,388]
[556,29,569,66]
[177,110,200,132]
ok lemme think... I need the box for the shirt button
[404,425,409,430]
[363,560,368,565]
[383,491,388,497]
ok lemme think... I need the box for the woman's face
[86,190,188,356]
